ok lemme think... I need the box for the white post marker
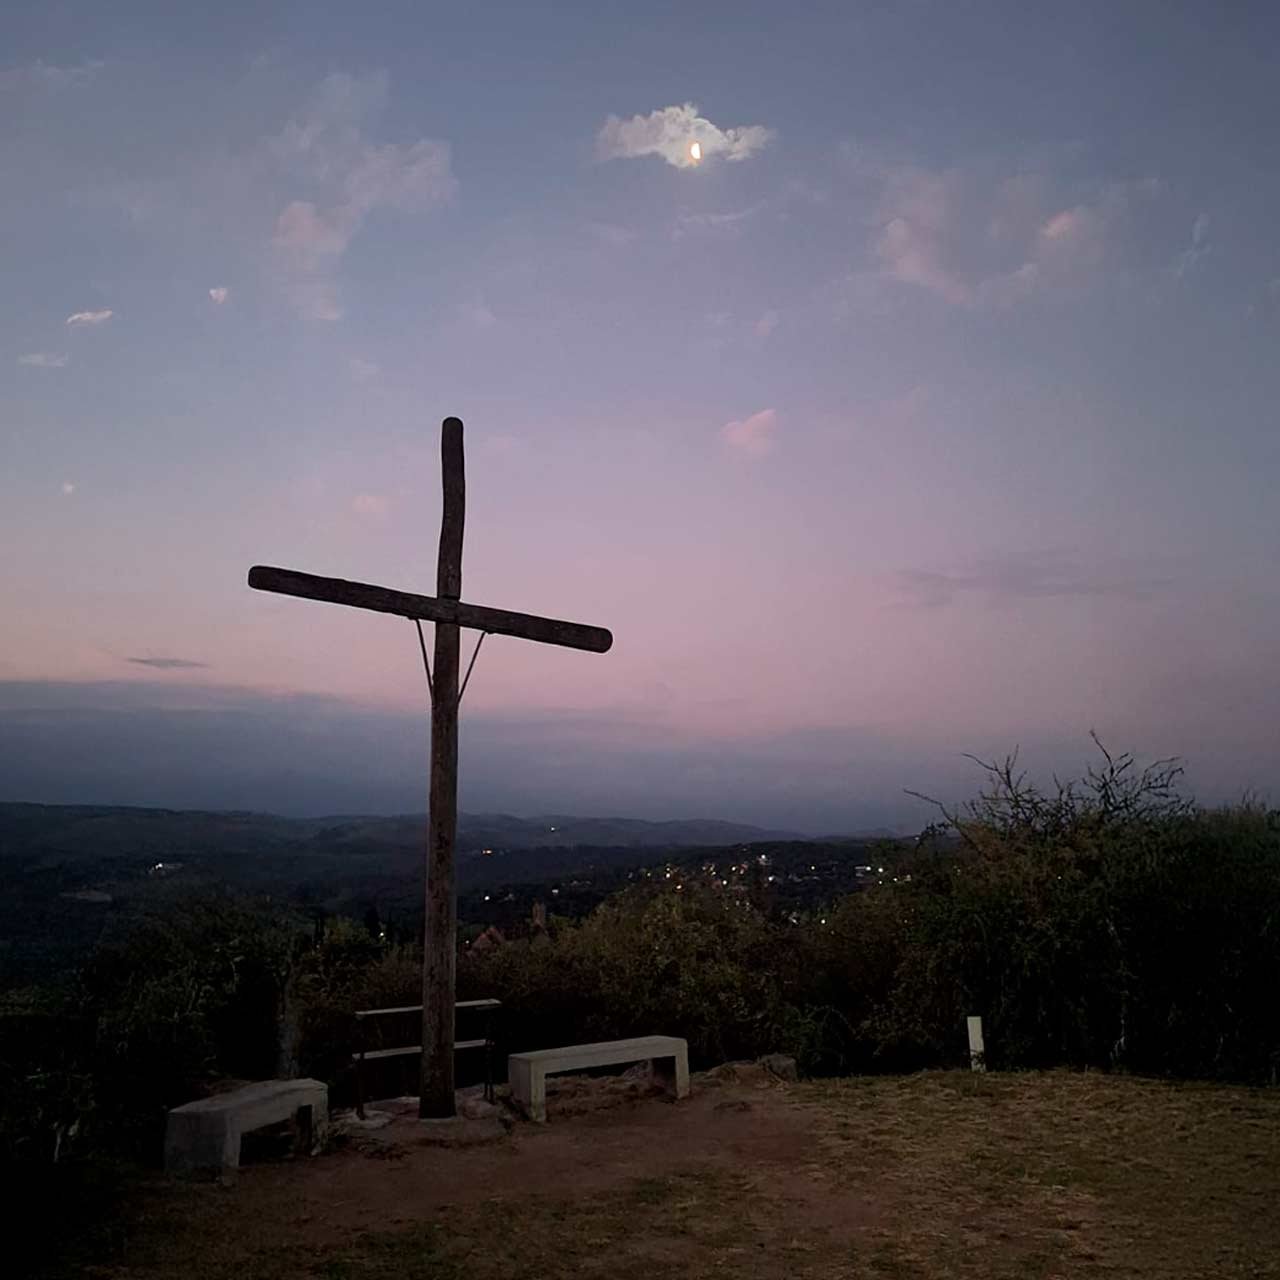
[967,1015,986,1072]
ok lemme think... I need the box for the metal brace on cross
[248,417,612,1118]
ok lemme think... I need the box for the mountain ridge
[0,800,809,861]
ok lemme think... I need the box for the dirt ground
[82,1066,1280,1280]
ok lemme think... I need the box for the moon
[689,141,702,162]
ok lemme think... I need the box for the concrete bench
[508,1035,689,1123]
[164,1078,328,1179]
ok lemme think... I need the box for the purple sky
[3,2,1278,828]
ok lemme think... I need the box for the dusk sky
[3,2,1278,830]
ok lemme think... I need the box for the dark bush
[80,891,302,1158]
[849,740,1280,1080]
[460,883,837,1070]
[456,741,1280,1085]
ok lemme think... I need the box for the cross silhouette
[248,417,612,1117]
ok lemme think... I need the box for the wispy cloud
[269,72,455,320]
[597,103,774,169]
[892,550,1173,608]
[0,60,101,93]
[126,657,210,671]
[874,169,971,304]
[66,309,113,327]
[61,482,76,495]
[72,70,453,323]
[587,221,638,247]
[720,408,778,457]
[754,310,779,339]
[351,493,391,517]
[674,203,763,238]
[18,352,69,368]
[478,433,526,462]
[1173,212,1211,278]
[348,356,379,382]
[870,161,1159,308]
[459,299,497,330]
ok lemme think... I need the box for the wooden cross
[247,416,612,1118]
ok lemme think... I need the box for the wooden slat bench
[352,998,500,1116]
[508,1035,689,1123]
[164,1078,328,1180]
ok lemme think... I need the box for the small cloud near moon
[61,482,76,495]
[209,287,230,304]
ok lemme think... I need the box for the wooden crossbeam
[247,566,613,654]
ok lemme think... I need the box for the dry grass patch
[308,1167,837,1280]
[105,1165,849,1280]
[804,1070,1280,1278]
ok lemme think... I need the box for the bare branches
[906,734,1195,851]
[903,788,983,853]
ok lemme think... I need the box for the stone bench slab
[508,1035,689,1123]
[165,1078,328,1178]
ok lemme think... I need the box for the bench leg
[654,1049,690,1101]
[165,1112,242,1178]
[509,1058,546,1122]
[218,1124,242,1185]
[292,1104,317,1157]
[309,1095,329,1154]
[289,1099,329,1156]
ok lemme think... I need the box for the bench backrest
[354,998,501,1021]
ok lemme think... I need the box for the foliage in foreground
[4,740,1278,1179]
[465,740,1280,1083]
[458,883,835,1068]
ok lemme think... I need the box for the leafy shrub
[461,884,836,1069]
[80,891,302,1157]
[291,919,421,1085]
[0,988,95,1165]
[857,740,1280,1080]
[457,740,1278,1085]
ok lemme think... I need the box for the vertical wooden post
[421,417,465,1118]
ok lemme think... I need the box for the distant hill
[0,802,799,864]
[0,802,894,989]
[461,812,802,850]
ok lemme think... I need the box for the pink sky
[4,4,1279,823]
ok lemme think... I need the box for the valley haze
[0,678,1256,833]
